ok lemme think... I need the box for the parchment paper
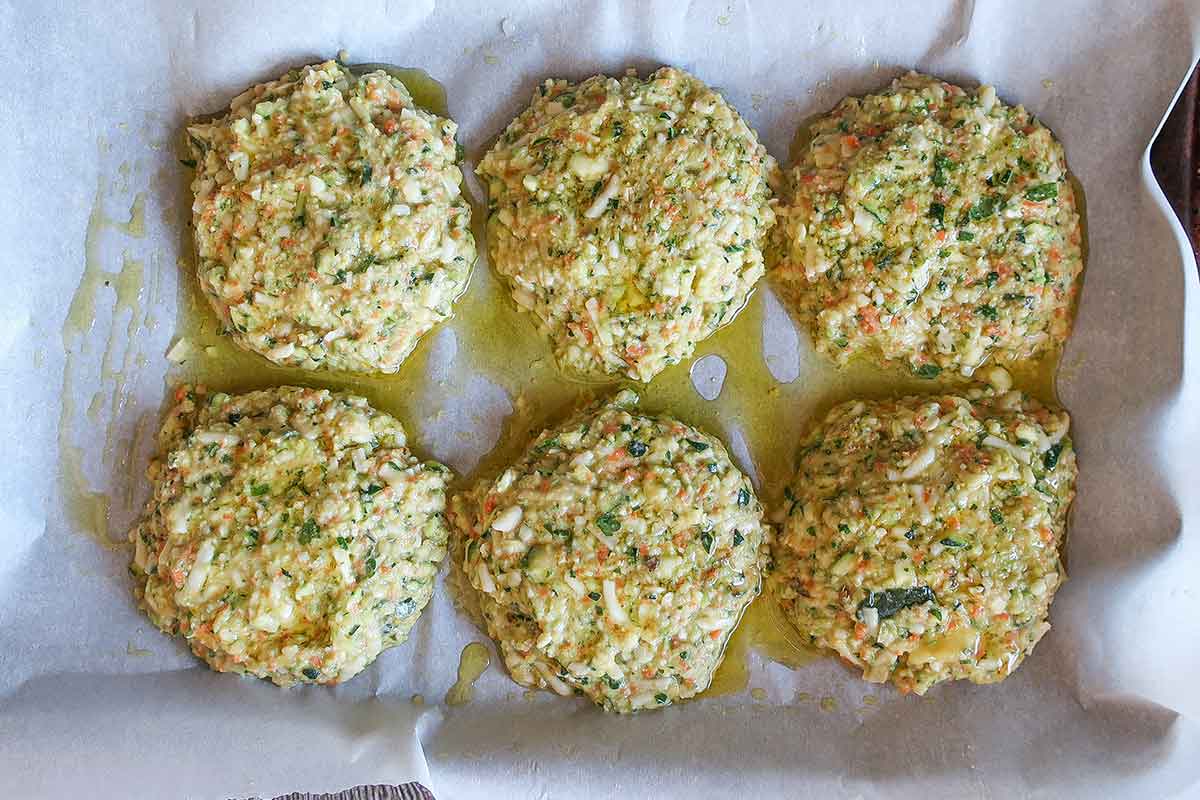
[2,1,1199,797]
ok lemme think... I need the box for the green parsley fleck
[915,364,942,379]
[298,518,320,545]
[1025,182,1058,201]
[1043,443,1063,470]
[596,512,621,535]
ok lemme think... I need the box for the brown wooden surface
[1150,63,1199,265]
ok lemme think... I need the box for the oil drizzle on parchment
[59,156,151,550]
[445,642,491,706]
[126,641,152,657]
[705,590,821,698]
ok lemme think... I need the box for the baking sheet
[2,0,1200,797]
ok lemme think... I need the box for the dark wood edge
[1149,64,1199,266]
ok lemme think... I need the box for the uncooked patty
[129,385,451,686]
[186,60,476,373]
[773,72,1083,377]
[449,390,768,711]
[477,67,777,382]
[770,381,1076,693]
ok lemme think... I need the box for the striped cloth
[261,784,434,800]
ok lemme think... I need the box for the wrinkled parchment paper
[2,1,1200,797]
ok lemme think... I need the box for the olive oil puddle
[704,589,821,698]
[171,70,1073,703]
[347,64,448,117]
[60,167,152,551]
[445,641,491,706]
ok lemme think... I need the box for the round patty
[129,385,451,686]
[449,390,768,711]
[477,66,777,382]
[186,60,476,373]
[772,72,1083,377]
[770,381,1076,694]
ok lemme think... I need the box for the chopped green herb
[627,440,648,457]
[546,526,573,541]
[298,518,320,545]
[250,483,270,497]
[861,204,886,224]
[860,585,936,619]
[915,364,942,379]
[596,512,621,535]
[655,692,669,705]
[1043,443,1063,470]
[932,154,953,186]
[737,488,750,507]
[990,508,1004,525]
[968,195,998,221]
[302,667,319,680]
[1025,182,1058,201]
[699,531,714,553]
[353,252,377,273]
[684,439,710,452]
[940,537,967,548]
[957,230,975,242]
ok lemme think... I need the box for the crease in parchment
[916,0,975,68]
